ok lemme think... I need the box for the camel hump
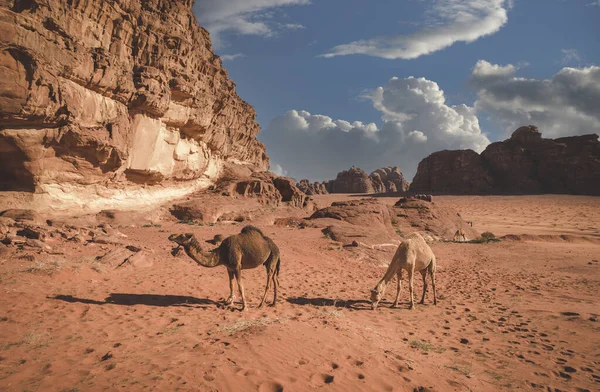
[240,225,265,237]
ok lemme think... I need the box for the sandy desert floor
[1,195,599,391]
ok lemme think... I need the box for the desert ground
[1,195,599,392]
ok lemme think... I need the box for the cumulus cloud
[260,77,490,181]
[472,60,600,138]
[321,0,509,59]
[270,163,288,177]
[194,0,310,48]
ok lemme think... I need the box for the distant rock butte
[410,126,600,195]
[0,0,268,213]
[298,166,410,195]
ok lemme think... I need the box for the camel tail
[275,256,281,277]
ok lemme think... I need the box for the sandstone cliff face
[410,126,600,195]
[410,150,495,194]
[0,0,268,212]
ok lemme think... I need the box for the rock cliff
[0,0,268,212]
[411,126,600,195]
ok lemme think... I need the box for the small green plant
[410,340,434,351]
[396,229,404,237]
[142,224,152,228]
[179,220,204,226]
[323,232,331,240]
[469,232,500,244]
[445,364,472,377]
[481,231,495,240]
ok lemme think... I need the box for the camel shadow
[52,294,219,308]
[286,296,373,310]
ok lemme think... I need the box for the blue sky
[194,0,600,181]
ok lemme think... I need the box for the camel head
[168,233,194,246]
[370,288,382,310]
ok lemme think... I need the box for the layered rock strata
[0,0,268,212]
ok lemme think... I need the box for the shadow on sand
[51,294,219,308]
[286,296,375,310]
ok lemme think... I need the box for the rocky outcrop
[369,166,410,193]
[320,166,410,194]
[0,0,268,212]
[410,150,495,194]
[325,166,374,194]
[411,126,600,195]
[297,179,329,195]
[272,177,306,208]
[307,197,477,265]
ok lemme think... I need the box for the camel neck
[184,237,221,268]
[374,256,400,293]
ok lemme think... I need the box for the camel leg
[408,268,415,310]
[224,269,235,306]
[271,257,280,306]
[258,263,273,308]
[392,270,403,308]
[430,268,437,305]
[234,268,248,311]
[420,269,428,304]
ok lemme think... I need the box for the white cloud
[587,1,600,6]
[270,163,288,177]
[560,49,581,65]
[260,77,490,181]
[321,0,510,59]
[193,0,310,49]
[472,60,600,138]
[220,53,246,61]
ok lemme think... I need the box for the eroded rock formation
[0,0,268,212]
[302,166,410,195]
[369,166,410,193]
[411,126,600,195]
[297,179,329,195]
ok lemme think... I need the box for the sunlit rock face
[0,0,269,212]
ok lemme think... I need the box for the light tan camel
[169,226,280,311]
[370,232,437,310]
[453,228,467,242]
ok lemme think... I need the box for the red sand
[1,195,599,391]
